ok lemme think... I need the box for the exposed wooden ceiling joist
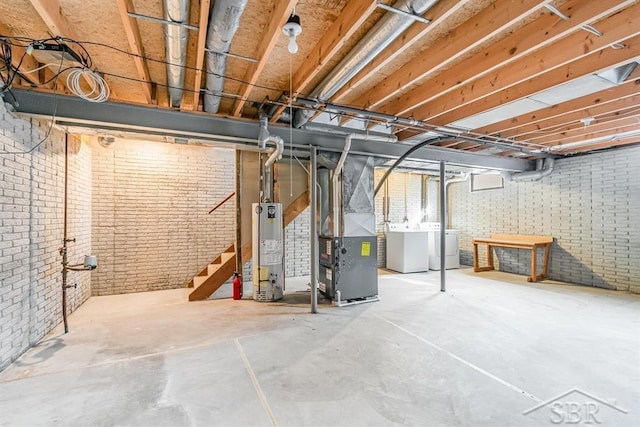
[552,137,640,154]
[331,0,469,104]
[27,0,95,88]
[534,119,640,146]
[397,23,640,136]
[115,0,153,103]
[475,80,640,137]
[190,0,211,111]
[502,95,640,140]
[270,0,378,123]
[349,0,553,112]
[376,0,634,117]
[0,24,41,86]
[3,0,637,158]
[230,0,298,117]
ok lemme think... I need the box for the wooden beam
[552,138,640,154]
[377,0,633,117]
[474,81,640,137]
[351,0,553,112]
[404,13,640,128]
[28,0,79,39]
[294,0,376,95]
[396,37,640,141]
[0,24,42,86]
[191,0,211,111]
[331,0,468,104]
[516,104,640,142]
[230,0,298,117]
[28,0,95,88]
[116,0,153,103]
[269,0,377,123]
[534,120,640,146]
[2,48,40,86]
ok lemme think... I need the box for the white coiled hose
[66,68,110,103]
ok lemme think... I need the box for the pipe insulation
[204,0,248,113]
[294,0,438,127]
[164,0,190,107]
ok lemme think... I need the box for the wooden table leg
[473,243,479,271]
[487,245,494,270]
[542,243,551,279]
[528,245,537,282]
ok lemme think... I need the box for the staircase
[188,190,309,301]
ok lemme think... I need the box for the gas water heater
[252,202,284,301]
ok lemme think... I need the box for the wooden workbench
[472,234,553,282]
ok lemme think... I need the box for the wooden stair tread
[188,190,310,301]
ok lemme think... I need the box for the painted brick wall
[90,139,236,295]
[374,170,423,267]
[285,207,310,277]
[448,146,640,293]
[0,103,91,371]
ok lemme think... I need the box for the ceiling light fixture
[580,117,594,126]
[283,14,302,54]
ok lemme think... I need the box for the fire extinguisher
[233,272,242,300]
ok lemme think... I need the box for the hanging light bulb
[282,14,302,54]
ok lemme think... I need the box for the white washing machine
[419,222,460,270]
[386,223,430,273]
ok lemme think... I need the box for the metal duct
[342,155,377,237]
[333,134,397,236]
[204,0,248,113]
[506,158,555,182]
[294,0,438,127]
[164,0,190,107]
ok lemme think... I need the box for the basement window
[470,174,504,192]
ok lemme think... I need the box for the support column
[439,161,446,292]
[310,145,318,313]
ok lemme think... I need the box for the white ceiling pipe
[263,135,284,202]
[164,0,190,107]
[258,117,284,202]
[204,0,248,113]
[294,0,438,127]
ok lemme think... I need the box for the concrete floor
[0,268,638,427]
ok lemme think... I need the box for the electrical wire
[0,55,63,156]
[1,35,400,121]
[52,37,295,95]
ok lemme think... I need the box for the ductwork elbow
[508,158,555,182]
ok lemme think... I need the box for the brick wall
[285,207,310,277]
[448,146,640,293]
[0,102,91,371]
[90,139,236,295]
[374,170,423,267]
